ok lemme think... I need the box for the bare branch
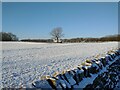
[50,27,64,43]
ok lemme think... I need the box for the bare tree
[50,27,64,43]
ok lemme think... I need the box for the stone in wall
[82,65,91,77]
[94,59,103,70]
[63,71,76,86]
[32,80,52,89]
[56,74,71,89]
[100,57,107,67]
[88,62,99,74]
[73,68,84,84]
[77,67,84,81]
[47,77,58,89]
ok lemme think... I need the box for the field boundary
[32,48,120,89]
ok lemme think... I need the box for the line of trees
[1,28,119,43]
[49,27,120,43]
[0,32,19,41]
[63,35,120,43]
[21,35,120,43]
[21,39,53,43]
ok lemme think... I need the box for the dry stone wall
[84,57,120,89]
[32,49,120,89]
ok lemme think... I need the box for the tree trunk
[56,37,59,43]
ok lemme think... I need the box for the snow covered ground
[1,41,119,88]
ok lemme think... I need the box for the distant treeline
[21,39,53,43]
[63,35,120,43]
[21,34,120,43]
[1,31,120,42]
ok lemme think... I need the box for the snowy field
[1,42,119,88]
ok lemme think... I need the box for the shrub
[0,32,18,41]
